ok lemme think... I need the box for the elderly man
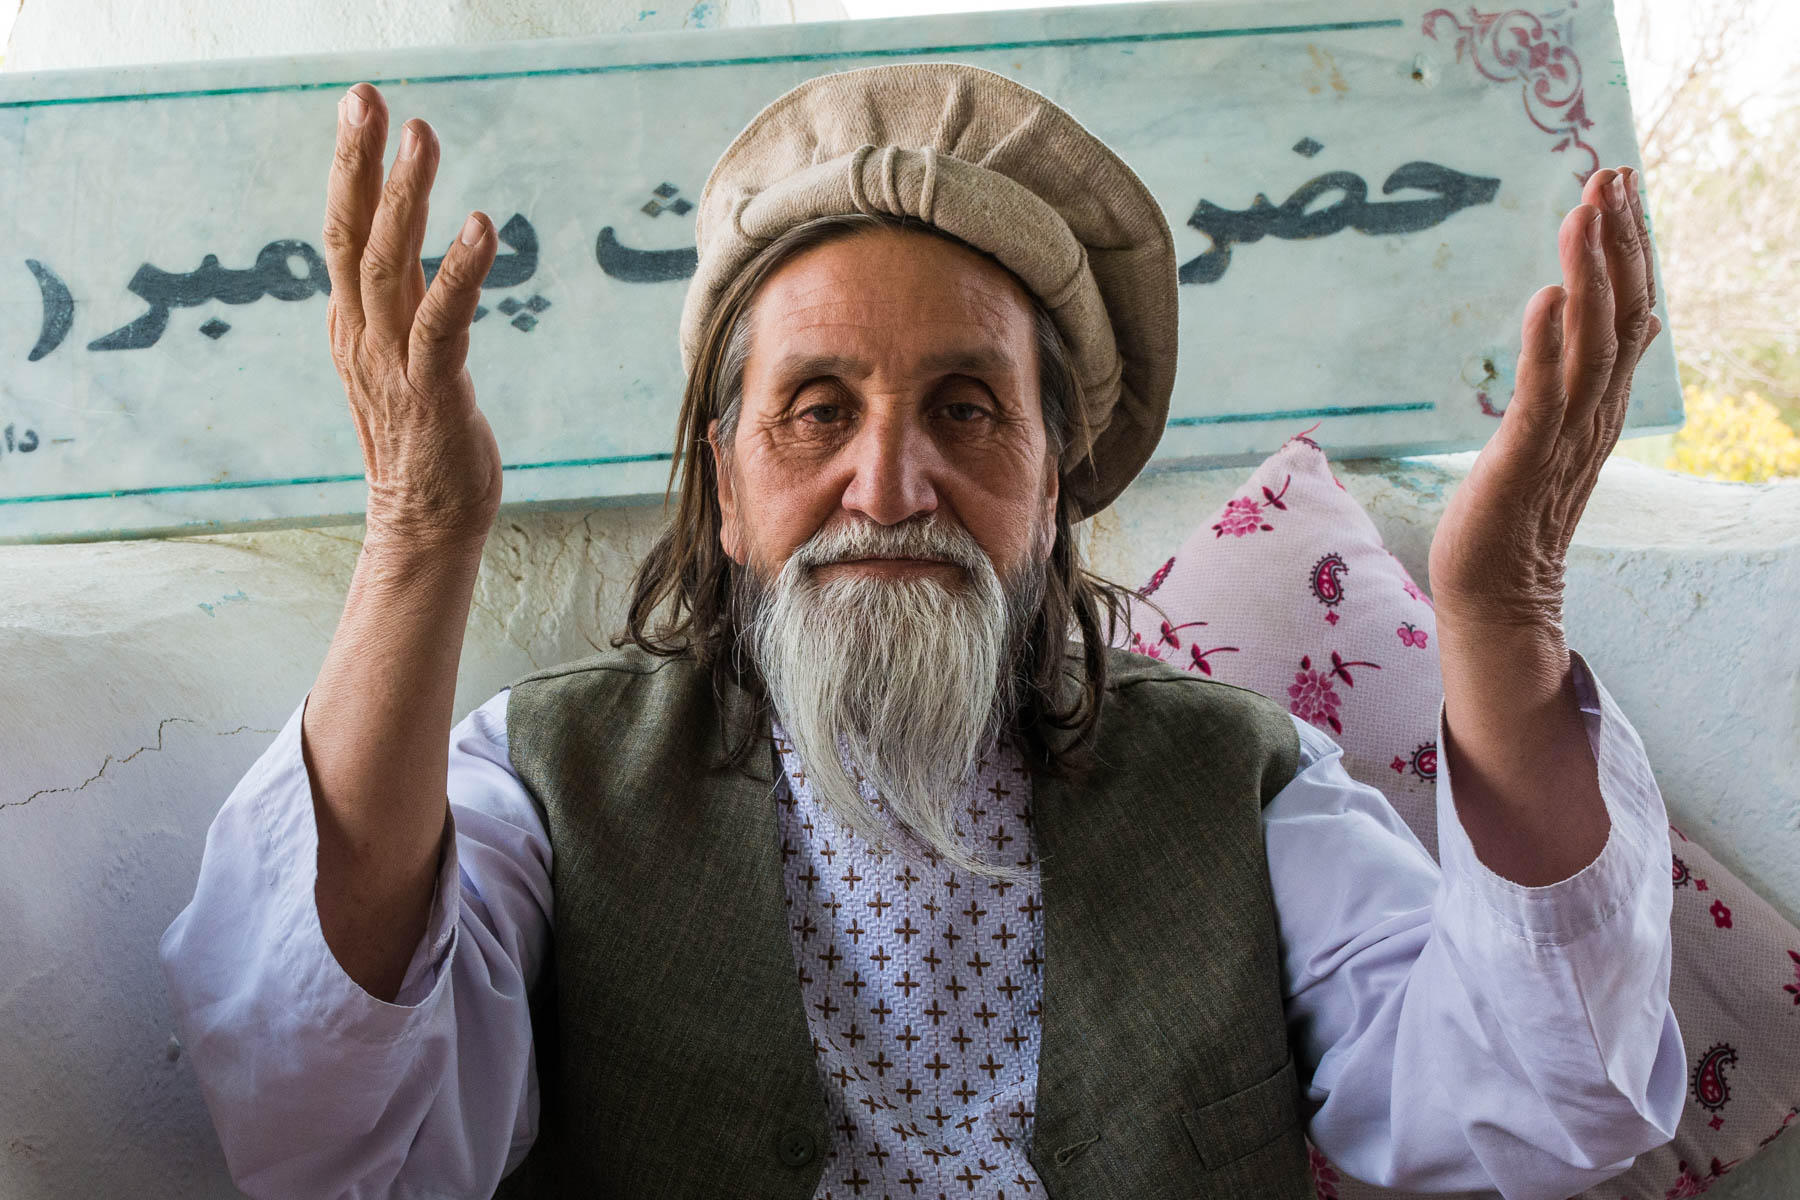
[161,63,1682,1200]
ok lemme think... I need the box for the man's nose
[838,407,940,526]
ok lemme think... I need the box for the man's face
[711,225,1058,880]
[712,225,1058,583]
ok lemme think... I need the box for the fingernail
[460,213,484,246]
[398,123,418,161]
[1605,173,1625,211]
[1585,209,1602,248]
[343,88,367,127]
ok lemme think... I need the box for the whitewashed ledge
[2,454,1797,1198]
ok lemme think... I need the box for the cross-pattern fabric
[772,723,1045,1200]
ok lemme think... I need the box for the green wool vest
[495,644,1311,1200]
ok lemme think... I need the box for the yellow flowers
[1666,386,1800,483]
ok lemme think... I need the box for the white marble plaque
[0,0,1677,542]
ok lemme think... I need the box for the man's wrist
[360,513,491,575]
[1434,598,1571,703]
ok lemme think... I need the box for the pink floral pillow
[1122,431,1800,1200]
[1122,429,1446,854]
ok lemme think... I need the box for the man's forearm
[1434,613,1611,887]
[302,529,487,1001]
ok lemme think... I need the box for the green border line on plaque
[0,19,1405,109]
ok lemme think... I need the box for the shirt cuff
[1433,647,1669,946]
[391,811,461,1006]
[262,691,462,1040]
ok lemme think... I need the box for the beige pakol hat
[678,61,1178,519]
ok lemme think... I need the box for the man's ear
[708,418,746,564]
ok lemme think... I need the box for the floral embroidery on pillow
[1212,474,1291,537]
[1691,1043,1737,1130]
[1673,854,1694,888]
[1665,1156,1736,1195]
[1308,1144,1341,1200]
[1390,743,1437,782]
[1186,643,1240,676]
[1286,651,1382,735]
[1143,557,1175,595]
[1125,622,1239,675]
[1309,552,1349,624]
[1786,951,1800,1004]
[1672,846,1713,893]
[1385,551,1436,611]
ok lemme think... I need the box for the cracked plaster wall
[3,3,1798,1198]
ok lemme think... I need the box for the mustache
[791,516,990,574]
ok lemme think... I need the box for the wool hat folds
[678,62,1179,518]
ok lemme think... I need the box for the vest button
[776,1129,817,1167]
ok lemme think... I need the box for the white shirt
[769,719,1050,1199]
[158,649,1683,1200]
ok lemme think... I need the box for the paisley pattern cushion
[1120,431,1800,1200]
[1120,430,1445,855]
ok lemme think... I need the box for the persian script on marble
[0,0,1677,541]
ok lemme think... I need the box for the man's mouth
[816,556,965,576]
[829,556,954,565]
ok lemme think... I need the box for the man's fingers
[1625,167,1657,316]
[1595,168,1653,364]
[1559,201,1616,431]
[1581,167,1654,449]
[409,213,497,386]
[321,82,388,343]
[1500,284,1569,458]
[360,117,442,349]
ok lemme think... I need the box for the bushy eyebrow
[766,346,1018,385]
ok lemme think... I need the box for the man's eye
[942,402,988,422]
[799,403,842,424]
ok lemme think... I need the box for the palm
[322,82,505,548]
[1428,164,1660,627]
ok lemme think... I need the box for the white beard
[736,515,1044,882]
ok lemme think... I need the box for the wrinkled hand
[1428,165,1661,635]
[324,82,504,551]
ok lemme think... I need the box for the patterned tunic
[773,724,1046,1200]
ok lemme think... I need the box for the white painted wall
[2,0,846,69]
[4,2,1796,1198]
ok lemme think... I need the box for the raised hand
[1428,165,1660,631]
[323,82,504,550]
[1424,164,1661,886]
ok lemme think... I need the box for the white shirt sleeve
[157,687,550,1200]
[1271,647,1685,1200]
